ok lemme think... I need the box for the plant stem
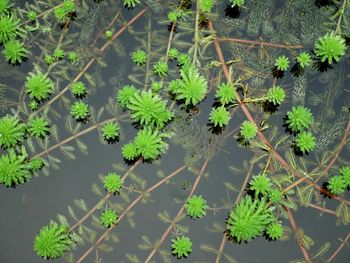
[327,231,350,262]
[217,37,303,49]
[76,164,187,263]
[192,0,200,65]
[144,159,208,263]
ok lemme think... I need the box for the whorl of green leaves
[171,236,192,258]
[185,195,208,219]
[0,115,25,148]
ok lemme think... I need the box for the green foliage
[0,115,25,148]
[104,30,113,40]
[266,222,283,240]
[295,131,316,153]
[116,85,137,109]
[240,121,257,140]
[27,10,37,21]
[266,86,286,105]
[199,0,214,13]
[33,221,73,259]
[0,148,31,187]
[70,101,90,120]
[177,53,191,68]
[274,55,290,71]
[168,11,179,23]
[0,0,10,14]
[171,236,192,258]
[168,48,179,60]
[327,176,346,195]
[285,106,314,132]
[153,60,168,76]
[226,196,273,242]
[102,122,120,141]
[100,209,118,228]
[296,52,312,68]
[27,116,50,138]
[53,48,65,60]
[29,100,39,111]
[25,72,54,102]
[133,128,169,160]
[230,0,245,7]
[67,51,80,65]
[44,54,55,65]
[131,49,147,66]
[173,66,208,106]
[151,81,162,93]
[28,157,45,172]
[339,166,350,188]
[249,174,271,196]
[0,14,23,44]
[215,82,235,105]
[123,0,140,8]
[209,107,231,128]
[121,142,139,160]
[268,189,283,204]
[314,32,346,64]
[2,39,28,64]
[103,172,123,193]
[54,0,76,24]
[127,90,173,128]
[70,81,87,98]
[185,195,208,219]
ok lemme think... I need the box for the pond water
[0,0,349,262]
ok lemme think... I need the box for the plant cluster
[171,236,192,258]
[185,195,208,219]
[327,166,350,195]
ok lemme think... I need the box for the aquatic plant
[70,82,87,98]
[240,121,257,140]
[28,157,45,172]
[2,39,28,64]
[339,166,350,188]
[123,0,140,9]
[53,48,65,60]
[127,90,173,128]
[33,221,73,259]
[168,48,179,60]
[100,209,118,228]
[296,52,312,68]
[295,131,316,153]
[173,66,208,106]
[116,85,137,109]
[266,222,284,240]
[314,32,346,64]
[133,128,169,160]
[44,54,55,65]
[54,0,76,24]
[215,82,236,105]
[121,142,139,161]
[27,10,37,21]
[185,195,208,219]
[327,176,346,195]
[25,72,54,102]
[0,115,25,148]
[168,11,179,23]
[249,174,271,196]
[0,0,10,14]
[0,148,31,187]
[171,236,192,258]
[131,49,147,66]
[102,122,120,142]
[199,0,214,13]
[103,172,123,193]
[104,30,113,40]
[274,55,290,71]
[153,60,168,76]
[266,86,286,105]
[70,101,90,120]
[285,106,314,132]
[27,116,50,138]
[67,51,79,65]
[226,196,273,242]
[0,14,23,44]
[209,107,231,128]
[230,0,245,7]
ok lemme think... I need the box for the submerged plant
[199,0,214,13]
[121,142,139,161]
[0,115,25,148]
[116,85,137,109]
[230,0,245,7]
[153,60,168,76]
[70,81,87,98]
[339,166,350,188]
[33,221,73,259]
[285,106,314,132]
[215,82,236,105]
[314,32,346,64]
[226,196,273,242]
[100,209,118,228]
[249,174,271,196]
[104,30,113,40]
[0,14,23,44]
[327,176,346,195]
[131,49,147,66]
[2,39,28,64]
[25,72,54,102]
[70,101,90,120]
[185,195,208,219]
[53,48,65,60]
[266,222,284,240]
[266,86,286,105]
[296,52,312,68]
[171,236,192,258]
[123,0,140,8]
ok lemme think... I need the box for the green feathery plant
[339,166,350,188]
[266,222,284,240]
[25,72,54,102]
[266,86,286,105]
[116,85,137,109]
[314,32,346,64]
[171,236,192,258]
[70,82,87,98]
[185,195,208,219]
[274,55,290,71]
[296,52,312,68]
[153,60,168,76]
[327,176,346,195]
[285,106,314,132]
[230,0,245,7]
[100,209,118,228]
[0,115,25,148]
[123,0,141,9]
[131,49,147,66]
[249,174,272,196]
[103,172,123,193]
[102,122,120,142]
[27,116,50,138]
[215,82,236,105]
[70,101,90,121]
[240,121,257,141]
[295,131,316,153]
[2,39,28,64]
[209,107,231,128]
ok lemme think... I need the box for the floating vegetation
[0,0,349,262]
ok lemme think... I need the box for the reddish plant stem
[76,164,187,263]
[217,37,303,49]
[327,231,350,262]
[144,160,209,263]
[285,207,312,262]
